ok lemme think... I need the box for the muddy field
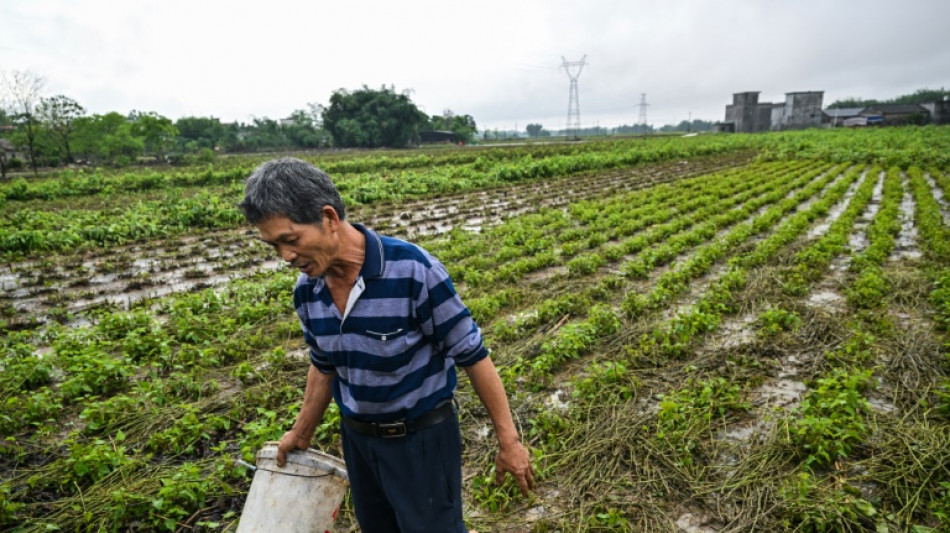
[2,133,950,532]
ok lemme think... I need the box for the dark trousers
[340,413,467,532]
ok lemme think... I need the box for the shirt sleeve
[293,277,336,374]
[415,257,489,367]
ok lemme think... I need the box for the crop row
[759,125,950,168]
[779,166,883,295]
[464,160,828,327]
[449,161,812,290]
[3,149,949,530]
[497,160,866,395]
[0,147,756,258]
[0,135,760,204]
[494,162,847,383]
[493,164,948,529]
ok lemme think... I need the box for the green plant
[526,410,570,452]
[471,465,527,513]
[62,432,131,487]
[780,471,880,532]
[846,266,890,309]
[0,483,23,527]
[146,407,231,455]
[573,361,637,403]
[657,377,748,464]
[757,306,802,337]
[148,463,220,531]
[788,368,873,468]
[585,506,631,531]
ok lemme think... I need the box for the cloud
[2,0,948,129]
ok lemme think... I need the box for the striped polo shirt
[293,223,488,422]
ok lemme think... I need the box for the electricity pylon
[561,55,587,140]
[637,93,649,132]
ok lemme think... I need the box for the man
[239,158,533,532]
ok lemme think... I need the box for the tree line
[827,87,950,109]
[0,72,478,176]
[520,119,715,139]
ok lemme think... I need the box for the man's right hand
[276,428,311,467]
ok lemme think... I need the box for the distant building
[718,90,824,132]
[722,92,772,133]
[861,104,929,126]
[821,101,950,128]
[0,137,25,163]
[822,107,866,127]
[419,130,456,144]
[783,91,824,129]
[921,99,950,125]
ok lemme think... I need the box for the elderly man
[239,158,533,532]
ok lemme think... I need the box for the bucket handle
[233,457,349,482]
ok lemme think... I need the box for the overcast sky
[2,0,948,132]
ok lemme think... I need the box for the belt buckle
[377,420,408,438]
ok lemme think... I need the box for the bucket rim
[255,442,349,482]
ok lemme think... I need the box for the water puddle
[717,314,757,350]
[807,290,844,309]
[544,389,571,411]
[924,173,950,226]
[845,171,884,255]
[524,265,567,283]
[892,185,922,260]
[720,378,806,443]
[806,170,870,239]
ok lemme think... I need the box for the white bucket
[236,442,349,533]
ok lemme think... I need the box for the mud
[846,171,885,255]
[4,154,750,330]
[806,169,870,239]
[924,172,950,226]
[892,181,922,260]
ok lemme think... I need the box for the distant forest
[828,87,950,109]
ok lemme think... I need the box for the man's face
[256,215,338,278]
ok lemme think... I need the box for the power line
[561,55,587,140]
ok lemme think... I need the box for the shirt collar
[352,223,385,279]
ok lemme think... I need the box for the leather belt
[343,400,456,438]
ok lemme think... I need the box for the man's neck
[325,222,366,287]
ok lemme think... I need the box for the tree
[526,123,544,137]
[129,111,178,161]
[0,109,13,178]
[892,87,950,104]
[1,70,46,174]
[175,116,225,151]
[282,109,328,148]
[322,85,428,148]
[72,112,143,166]
[36,95,85,164]
[828,97,879,109]
[447,113,477,143]
[829,87,950,109]
[425,110,478,143]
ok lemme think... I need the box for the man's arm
[276,364,335,467]
[463,356,535,496]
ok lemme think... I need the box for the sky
[2,0,948,133]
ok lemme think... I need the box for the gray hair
[239,158,346,225]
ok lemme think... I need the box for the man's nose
[278,246,297,263]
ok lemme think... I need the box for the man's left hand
[495,441,535,497]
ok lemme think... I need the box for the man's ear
[322,205,340,229]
